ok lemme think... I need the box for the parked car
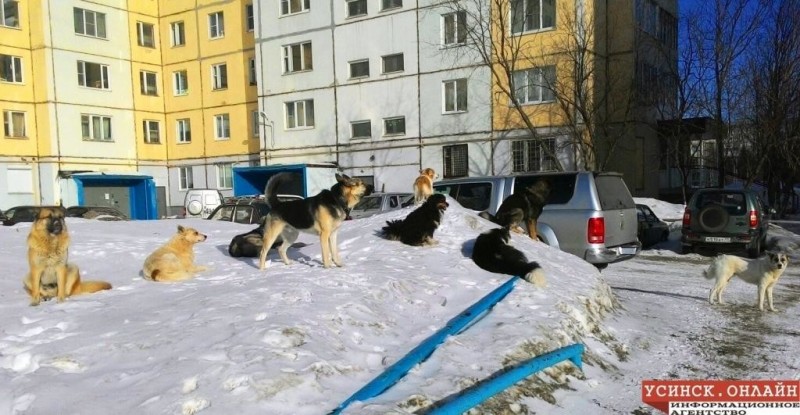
[348,192,414,220]
[2,205,41,226]
[681,188,771,257]
[184,189,224,219]
[433,172,641,269]
[65,206,129,221]
[636,204,670,248]
[206,195,303,225]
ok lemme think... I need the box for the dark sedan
[637,203,670,248]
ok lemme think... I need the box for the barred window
[511,138,557,172]
[443,144,468,178]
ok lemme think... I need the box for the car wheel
[698,205,729,233]
[747,238,762,258]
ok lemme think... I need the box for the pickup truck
[433,171,641,269]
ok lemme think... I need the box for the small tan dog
[413,168,438,204]
[143,225,208,282]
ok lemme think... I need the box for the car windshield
[210,205,235,221]
[353,197,381,211]
[696,192,746,214]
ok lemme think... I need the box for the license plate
[619,247,638,255]
[704,237,731,243]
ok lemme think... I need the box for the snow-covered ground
[1,198,798,415]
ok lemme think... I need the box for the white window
[512,138,557,172]
[351,121,371,139]
[143,120,161,144]
[137,21,155,47]
[349,59,369,79]
[511,0,555,34]
[217,163,233,189]
[382,0,402,10]
[211,63,228,90]
[173,70,188,95]
[176,119,191,143]
[443,79,468,113]
[77,61,110,89]
[442,11,467,45]
[7,166,33,194]
[282,42,313,73]
[81,114,112,141]
[252,111,260,137]
[170,21,185,47]
[73,7,107,38]
[281,0,310,15]
[443,144,468,178]
[512,66,556,104]
[140,71,158,96]
[0,54,22,83]
[1,0,20,28]
[3,110,26,137]
[383,117,405,136]
[347,0,367,17]
[179,166,194,190]
[208,11,224,39]
[249,58,257,85]
[214,114,230,140]
[285,100,314,129]
[246,4,254,31]
[382,53,404,74]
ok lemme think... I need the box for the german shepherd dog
[228,221,283,258]
[481,179,551,240]
[704,252,789,311]
[24,207,112,306]
[413,167,438,205]
[471,227,546,287]
[259,172,370,270]
[382,193,449,246]
[143,225,208,282]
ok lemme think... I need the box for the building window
[0,54,22,83]
[382,53,404,74]
[382,0,402,10]
[512,138,557,172]
[140,71,158,96]
[217,163,233,189]
[214,114,230,140]
[211,63,228,90]
[349,59,369,79]
[170,21,185,47]
[249,58,257,85]
[3,110,25,137]
[173,70,188,95]
[1,0,20,28]
[252,111,260,137]
[246,4,255,31]
[443,144,468,178]
[383,117,405,136]
[512,66,555,104]
[176,119,191,143]
[137,22,155,47]
[73,7,107,38]
[351,120,371,139]
[285,100,314,129]
[81,114,112,141]
[208,11,224,39]
[77,61,110,89]
[179,166,194,190]
[143,120,161,144]
[347,0,367,17]
[443,79,467,113]
[281,0,310,15]
[442,11,467,45]
[511,0,555,34]
[282,41,313,73]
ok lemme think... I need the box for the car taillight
[682,208,691,227]
[588,217,605,244]
[749,210,758,228]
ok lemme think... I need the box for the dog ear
[177,225,185,233]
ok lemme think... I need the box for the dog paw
[29,299,40,307]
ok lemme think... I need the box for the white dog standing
[703,252,789,311]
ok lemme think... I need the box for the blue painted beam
[329,276,521,415]
[427,343,585,415]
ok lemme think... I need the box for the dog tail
[73,280,112,295]
[478,211,497,223]
[265,172,293,208]
[522,265,547,288]
[382,220,404,241]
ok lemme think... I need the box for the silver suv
[433,172,641,268]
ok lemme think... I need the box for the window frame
[511,138,558,172]
[252,110,260,138]
[73,7,107,39]
[77,60,110,89]
[3,110,26,138]
[208,11,225,39]
[443,78,468,113]
[211,63,228,90]
[217,163,233,189]
[383,116,406,136]
[381,53,404,74]
[143,120,161,144]
[170,21,185,47]
[173,70,188,96]
[245,4,255,31]
[351,120,371,139]
[443,144,469,178]
[510,0,556,35]
[282,41,313,73]
[248,58,257,85]
[382,0,402,11]
[140,70,158,96]
[214,113,231,140]
[284,100,315,129]
[442,11,467,46]
[280,0,310,16]
[81,114,112,142]
[179,166,194,190]
[176,118,191,144]
[346,0,367,18]
[137,21,156,48]
[0,54,23,83]
[348,59,369,79]
[1,0,20,28]
[512,66,556,105]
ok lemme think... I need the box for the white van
[183,189,224,219]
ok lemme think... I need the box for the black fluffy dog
[228,222,282,258]
[471,227,546,286]
[382,193,449,246]
[481,179,551,240]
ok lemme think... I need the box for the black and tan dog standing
[24,207,112,306]
[259,172,370,270]
[381,193,449,246]
[481,179,551,240]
